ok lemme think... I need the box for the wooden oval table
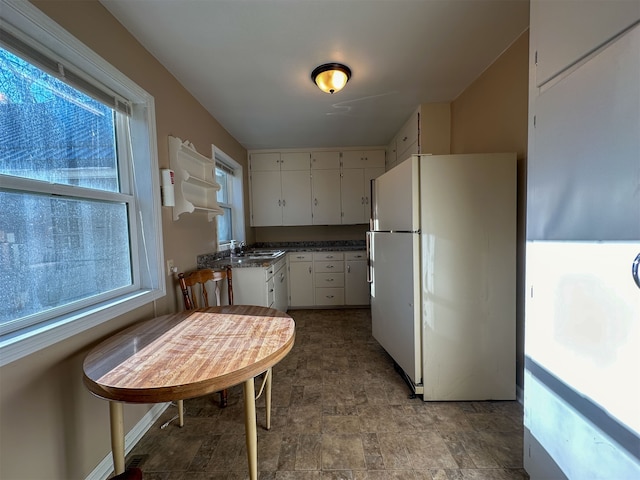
[83,305,295,479]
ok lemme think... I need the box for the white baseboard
[85,402,170,480]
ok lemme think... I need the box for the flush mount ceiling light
[311,63,351,94]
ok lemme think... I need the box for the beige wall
[0,1,247,479]
[450,30,529,390]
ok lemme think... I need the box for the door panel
[370,232,421,384]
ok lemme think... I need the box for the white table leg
[109,401,125,475]
[265,368,272,430]
[177,399,184,427]
[243,378,258,480]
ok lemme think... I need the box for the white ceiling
[100,0,529,150]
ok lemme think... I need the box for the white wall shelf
[168,136,222,221]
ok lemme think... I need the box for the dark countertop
[197,240,366,270]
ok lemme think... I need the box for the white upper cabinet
[250,152,281,171]
[311,151,341,170]
[250,151,311,226]
[250,170,283,226]
[342,151,385,224]
[249,148,385,226]
[312,168,342,225]
[531,0,640,87]
[341,150,385,169]
[280,152,311,171]
[281,170,312,225]
[386,103,451,171]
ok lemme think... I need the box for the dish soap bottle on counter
[229,239,237,259]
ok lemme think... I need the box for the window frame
[214,146,245,250]
[0,0,165,366]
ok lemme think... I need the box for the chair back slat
[178,267,233,310]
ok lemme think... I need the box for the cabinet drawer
[345,251,366,261]
[315,272,344,287]
[315,287,345,306]
[314,261,344,273]
[313,252,344,261]
[289,252,313,262]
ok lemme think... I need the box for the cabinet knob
[326,265,334,268]
[403,136,408,142]
[308,266,312,273]
[325,278,334,282]
[347,265,351,273]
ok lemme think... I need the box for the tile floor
[123,308,528,479]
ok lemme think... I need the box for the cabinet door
[273,264,288,311]
[346,260,369,305]
[342,150,385,169]
[281,152,311,171]
[250,170,282,226]
[250,152,281,171]
[281,170,312,225]
[341,168,365,224]
[386,137,397,171]
[364,167,385,219]
[312,169,341,224]
[311,151,341,170]
[396,112,419,161]
[289,261,314,307]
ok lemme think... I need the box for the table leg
[243,378,258,480]
[265,368,272,430]
[109,401,125,475]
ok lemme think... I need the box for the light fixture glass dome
[311,63,351,94]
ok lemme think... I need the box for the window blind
[1,26,132,115]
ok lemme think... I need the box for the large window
[0,1,164,365]
[214,149,244,248]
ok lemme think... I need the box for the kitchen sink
[237,250,285,260]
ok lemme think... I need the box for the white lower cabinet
[232,257,288,311]
[314,252,344,306]
[345,251,370,305]
[287,250,368,308]
[273,260,288,312]
[288,253,314,307]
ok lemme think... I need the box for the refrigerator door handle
[632,252,640,289]
[366,231,372,283]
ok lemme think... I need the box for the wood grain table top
[83,305,295,403]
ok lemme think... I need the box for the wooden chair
[173,267,233,425]
[179,266,234,310]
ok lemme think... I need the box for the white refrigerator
[368,153,517,400]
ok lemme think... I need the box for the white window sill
[0,289,164,367]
